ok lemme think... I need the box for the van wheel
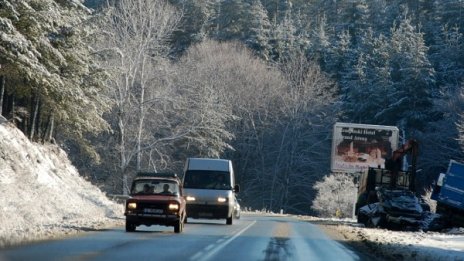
[226,216,233,225]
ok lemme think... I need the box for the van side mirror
[234,184,240,193]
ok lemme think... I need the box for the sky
[0,117,463,260]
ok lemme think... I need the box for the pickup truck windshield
[131,179,179,195]
[183,170,231,190]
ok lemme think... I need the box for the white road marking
[190,220,256,261]
[204,244,214,251]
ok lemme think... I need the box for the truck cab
[431,160,464,227]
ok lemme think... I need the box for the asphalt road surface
[0,214,366,261]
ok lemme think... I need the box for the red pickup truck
[124,172,187,233]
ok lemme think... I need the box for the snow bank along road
[309,217,464,261]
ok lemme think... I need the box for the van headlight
[186,196,196,201]
[217,197,227,203]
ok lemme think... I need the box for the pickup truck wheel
[174,219,183,233]
[226,216,233,225]
[125,221,136,232]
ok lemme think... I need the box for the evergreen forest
[1,0,464,215]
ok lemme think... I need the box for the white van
[182,158,240,225]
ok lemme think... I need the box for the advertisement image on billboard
[331,123,399,173]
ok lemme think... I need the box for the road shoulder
[303,219,391,261]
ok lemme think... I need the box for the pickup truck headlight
[127,202,137,209]
[217,197,227,203]
[169,203,179,210]
[186,196,196,201]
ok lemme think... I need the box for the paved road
[0,214,364,261]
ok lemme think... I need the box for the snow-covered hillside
[0,118,123,248]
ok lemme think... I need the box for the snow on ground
[0,120,124,248]
[300,216,464,261]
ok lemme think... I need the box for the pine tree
[215,0,246,41]
[170,0,216,54]
[341,28,393,125]
[269,8,296,61]
[387,17,439,133]
[0,0,110,144]
[244,0,272,60]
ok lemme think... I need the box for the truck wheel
[174,219,183,233]
[357,213,367,224]
[226,216,233,225]
[125,221,136,232]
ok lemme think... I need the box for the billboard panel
[331,123,399,173]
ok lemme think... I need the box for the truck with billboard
[332,123,431,230]
[331,122,399,173]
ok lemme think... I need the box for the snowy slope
[0,120,123,247]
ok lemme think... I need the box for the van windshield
[183,170,231,190]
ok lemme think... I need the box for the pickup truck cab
[124,172,186,233]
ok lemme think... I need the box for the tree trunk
[29,94,39,140]
[136,56,147,172]
[43,113,55,143]
[0,75,4,116]
[136,85,145,172]
[10,94,15,123]
[118,108,129,195]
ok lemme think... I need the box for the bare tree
[312,172,357,218]
[96,0,181,194]
[265,51,338,212]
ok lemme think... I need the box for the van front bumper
[186,204,231,219]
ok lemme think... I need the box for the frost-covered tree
[170,0,216,54]
[215,0,246,41]
[309,14,332,70]
[265,52,338,213]
[95,0,181,193]
[174,40,267,158]
[429,24,464,92]
[312,173,357,218]
[386,17,439,133]
[341,29,393,124]
[244,0,272,60]
[341,16,440,134]
[325,29,355,81]
[344,0,370,46]
[269,8,296,61]
[0,0,110,148]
